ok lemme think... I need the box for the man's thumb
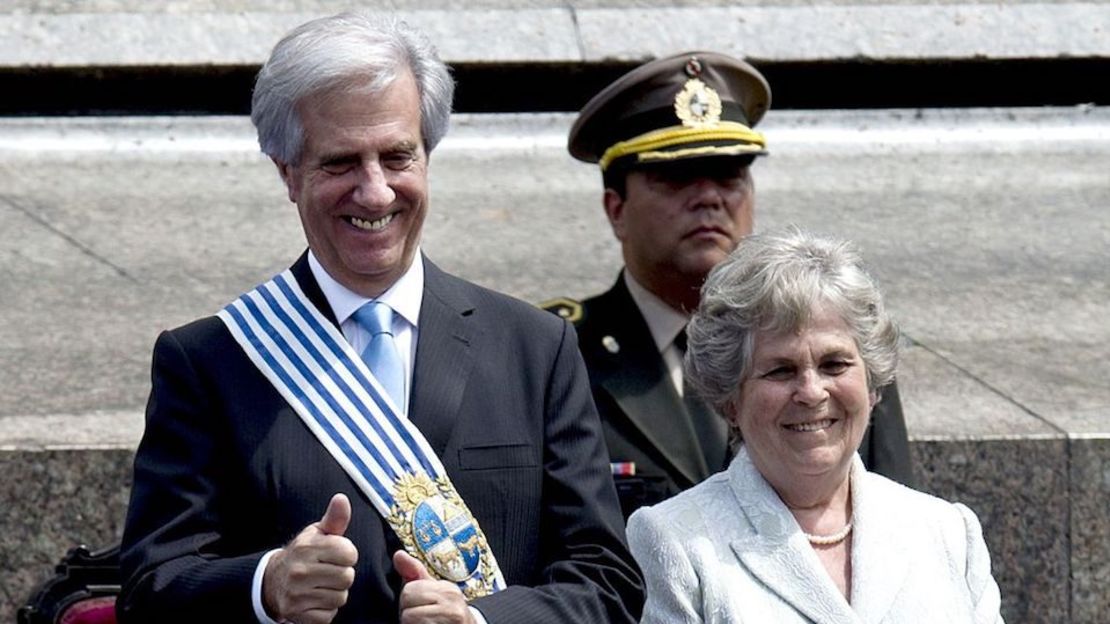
[318,493,352,536]
[393,550,434,583]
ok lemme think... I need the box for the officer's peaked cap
[568,51,771,171]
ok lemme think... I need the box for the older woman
[627,228,1003,623]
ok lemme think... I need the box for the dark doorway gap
[2,58,1107,116]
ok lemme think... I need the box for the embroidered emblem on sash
[388,473,498,597]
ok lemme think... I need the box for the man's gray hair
[251,12,454,164]
[685,227,899,415]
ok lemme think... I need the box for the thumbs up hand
[393,550,434,583]
[317,493,352,536]
[263,494,358,624]
[394,551,476,624]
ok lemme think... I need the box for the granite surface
[4,437,1099,622]
[1069,436,1110,624]
[914,437,1071,624]
[0,448,132,624]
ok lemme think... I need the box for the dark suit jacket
[565,275,915,518]
[119,254,643,624]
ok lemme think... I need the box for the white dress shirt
[310,250,422,412]
[624,272,690,396]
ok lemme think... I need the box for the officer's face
[605,157,755,297]
[276,72,429,298]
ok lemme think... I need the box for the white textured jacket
[628,446,1004,624]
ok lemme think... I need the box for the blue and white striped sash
[217,270,505,597]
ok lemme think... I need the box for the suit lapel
[408,257,475,456]
[604,368,708,485]
[588,279,709,486]
[848,459,911,623]
[727,447,861,624]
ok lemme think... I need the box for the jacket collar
[290,251,338,327]
[726,446,909,623]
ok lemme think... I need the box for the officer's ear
[603,187,627,241]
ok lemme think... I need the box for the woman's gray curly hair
[251,12,454,165]
[684,227,899,416]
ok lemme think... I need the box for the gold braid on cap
[598,122,766,171]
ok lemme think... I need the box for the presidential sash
[217,270,505,598]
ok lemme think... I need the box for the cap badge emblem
[675,77,722,127]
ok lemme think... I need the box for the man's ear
[603,188,626,241]
[272,157,298,203]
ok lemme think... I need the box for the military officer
[544,51,915,518]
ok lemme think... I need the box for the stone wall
[4,437,1107,623]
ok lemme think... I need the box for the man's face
[276,71,428,297]
[605,157,755,296]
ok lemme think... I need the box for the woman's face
[729,306,875,494]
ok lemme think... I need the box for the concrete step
[3,3,1109,67]
[2,107,1107,440]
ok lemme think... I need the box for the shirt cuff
[469,605,489,624]
[252,549,283,624]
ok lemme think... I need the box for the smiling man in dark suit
[544,52,915,518]
[118,13,641,624]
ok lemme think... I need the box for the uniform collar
[623,271,689,354]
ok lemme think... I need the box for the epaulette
[538,297,584,324]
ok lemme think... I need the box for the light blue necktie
[352,301,406,410]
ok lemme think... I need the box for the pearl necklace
[804,521,853,546]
